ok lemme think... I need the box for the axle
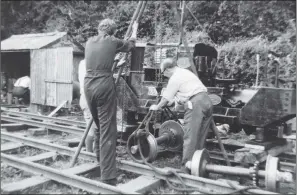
[130,133,170,154]
[186,149,295,192]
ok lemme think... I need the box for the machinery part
[127,131,158,163]
[252,161,260,186]
[208,94,222,106]
[158,120,184,151]
[186,150,294,192]
[265,155,280,192]
[185,149,210,177]
[128,120,184,162]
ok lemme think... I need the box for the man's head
[160,58,177,78]
[98,19,117,35]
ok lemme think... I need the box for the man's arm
[115,38,136,53]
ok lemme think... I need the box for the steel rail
[1,132,277,194]
[1,110,86,128]
[1,132,96,161]
[1,115,84,135]
[1,153,139,194]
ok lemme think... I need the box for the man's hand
[149,104,159,111]
[116,58,126,68]
[167,100,175,107]
[114,54,121,61]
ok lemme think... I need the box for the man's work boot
[101,178,117,186]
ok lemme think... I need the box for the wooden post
[255,54,260,87]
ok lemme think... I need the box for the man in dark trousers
[84,18,137,186]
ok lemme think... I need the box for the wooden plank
[1,142,23,152]
[1,123,27,131]
[23,151,56,162]
[117,175,161,193]
[1,163,99,194]
[47,100,68,117]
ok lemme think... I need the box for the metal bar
[1,110,86,127]
[70,119,93,167]
[206,164,251,177]
[1,153,139,194]
[1,115,83,135]
[209,151,295,173]
[0,132,277,194]
[1,132,96,161]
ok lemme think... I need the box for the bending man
[149,58,213,173]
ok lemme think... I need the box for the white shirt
[78,59,86,95]
[162,67,207,104]
[14,76,31,89]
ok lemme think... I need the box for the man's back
[14,76,30,89]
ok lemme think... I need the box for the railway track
[1,131,277,194]
[1,109,295,194]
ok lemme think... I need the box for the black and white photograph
[1,1,296,194]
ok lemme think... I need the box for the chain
[252,160,260,186]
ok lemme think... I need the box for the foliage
[1,1,295,86]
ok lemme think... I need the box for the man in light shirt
[12,75,31,104]
[149,58,213,173]
[78,59,97,153]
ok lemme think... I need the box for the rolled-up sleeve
[115,38,136,53]
[162,77,179,101]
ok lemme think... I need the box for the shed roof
[1,32,68,51]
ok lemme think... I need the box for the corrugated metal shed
[1,32,67,51]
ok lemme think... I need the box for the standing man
[12,75,31,104]
[84,18,137,185]
[149,58,213,173]
[78,59,97,153]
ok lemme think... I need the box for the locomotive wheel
[159,120,184,152]
[127,132,158,163]
[265,155,280,192]
[189,149,210,177]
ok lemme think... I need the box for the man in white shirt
[149,58,213,173]
[12,75,31,104]
[78,59,97,153]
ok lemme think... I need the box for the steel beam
[1,132,278,194]
[1,153,139,194]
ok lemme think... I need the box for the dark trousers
[87,92,117,181]
[182,92,213,164]
[12,87,30,104]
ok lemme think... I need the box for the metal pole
[69,118,93,167]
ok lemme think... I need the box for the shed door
[30,47,73,107]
